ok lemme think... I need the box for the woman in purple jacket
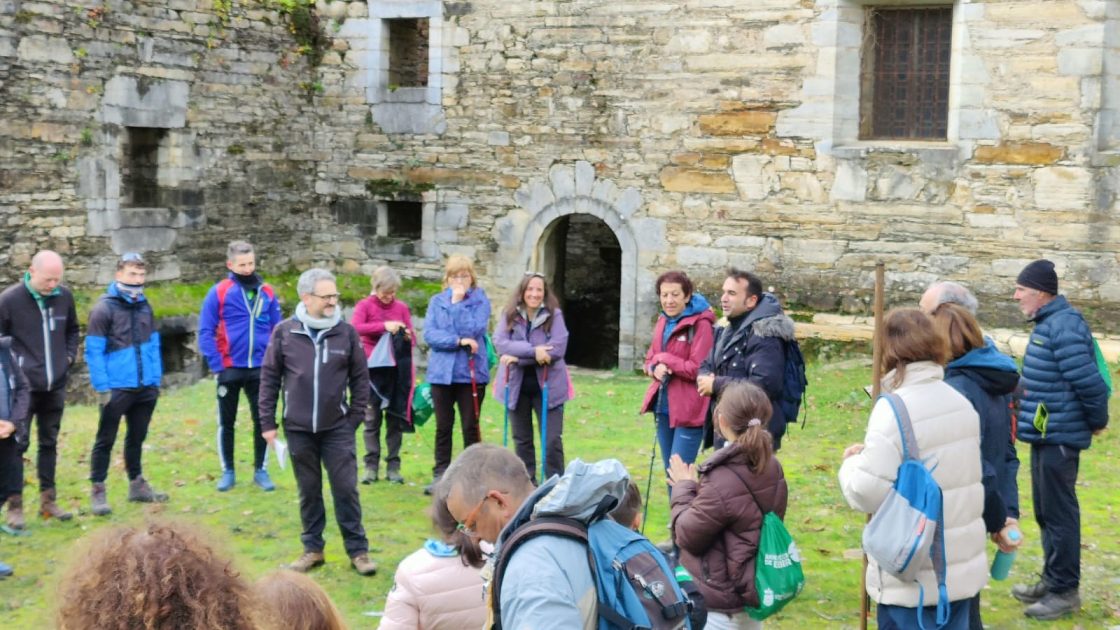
[493,272,571,482]
[423,255,491,494]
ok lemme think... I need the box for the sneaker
[253,469,275,492]
[386,468,404,484]
[286,551,325,573]
[350,553,378,576]
[0,561,12,578]
[216,470,236,492]
[128,477,169,503]
[5,494,24,530]
[39,489,73,521]
[1024,590,1080,620]
[1012,580,1050,604]
[90,483,112,516]
[361,467,378,485]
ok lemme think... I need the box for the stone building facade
[2,0,1117,369]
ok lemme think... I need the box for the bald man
[0,251,80,525]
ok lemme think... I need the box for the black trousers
[363,398,402,471]
[430,383,484,478]
[216,368,266,472]
[20,388,67,493]
[1031,442,1081,593]
[89,387,159,483]
[0,436,19,504]
[287,425,368,557]
[509,392,565,482]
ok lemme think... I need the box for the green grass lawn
[1,361,1117,629]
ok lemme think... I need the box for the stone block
[659,167,736,194]
[830,160,867,202]
[487,131,510,146]
[665,30,712,53]
[1058,48,1103,76]
[676,245,727,268]
[18,35,73,64]
[1032,167,1093,210]
[731,154,778,201]
[698,111,777,136]
[973,142,1064,165]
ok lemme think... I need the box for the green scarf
[23,271,60,308]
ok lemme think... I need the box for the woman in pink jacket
[379,495,488,630]
[641,271,715,491]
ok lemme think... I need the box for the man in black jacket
[696,269,795,450]
[259,268,376,576]
[0,251,79,526]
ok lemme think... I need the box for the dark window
[387,18,430,88]
[122,127,168,207]
[861,7,953,140]
[386,201,422,239]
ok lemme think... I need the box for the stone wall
[3,0,1119,371]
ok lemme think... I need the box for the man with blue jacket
[198,241,283,492]
[1010,259,1110,620]
[85,252,167,515]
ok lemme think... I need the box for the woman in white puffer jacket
[839,308,988,630]
[379,497,489,630]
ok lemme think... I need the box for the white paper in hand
[273,439,289,470]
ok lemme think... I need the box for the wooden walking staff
[861,262,886,630]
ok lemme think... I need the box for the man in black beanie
[1010,259,1110,620]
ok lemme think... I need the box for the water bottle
[990,529,1022,580]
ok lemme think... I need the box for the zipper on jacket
[40,303,54,390]
[241,289,264,369]
[312,330,323,432]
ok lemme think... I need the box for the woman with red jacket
[641,271,715,484]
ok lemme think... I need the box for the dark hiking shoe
[351,553,378,576]
[386,466,404,484]
[361,467,378,484]
[1024,590,1080,620]
[5,494,24,530]
[128,477,169,503]
[40,489,73,521]
[1012,580,1050,604]
[90,483,112,516]
[286,551,325,573]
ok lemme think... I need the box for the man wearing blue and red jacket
[198,241,284,493]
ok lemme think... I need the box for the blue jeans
[656,413,703,478]
[878,598,970,630]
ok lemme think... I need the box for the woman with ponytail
[668,381,788,630]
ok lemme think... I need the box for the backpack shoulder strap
[490,517,591,630]
[881,392,920,461]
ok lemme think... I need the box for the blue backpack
[781,339,808,426]
[491,512,694,630]
[862,393,949,630]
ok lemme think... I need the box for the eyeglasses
[449,272,472,281]
[312,293,341,302]
[455,494,494,538]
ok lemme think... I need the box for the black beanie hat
[1017,259,1058,295]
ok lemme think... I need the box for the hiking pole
[539,364,549,483]
[502,363,511,447]
[469,354,480,436]
[641,418,658,537]
[861,262,886,630]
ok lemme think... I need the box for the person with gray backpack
[839,309,987,629]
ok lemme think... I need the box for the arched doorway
[538,214,622,369]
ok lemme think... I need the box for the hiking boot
[40,489,73,521]
[253,469,275,492]
[361,466,378,485]
[423,475,441,496]
[0,561,12,578]
[286,551,325,573]
[350,553,378,576]
[5,494,24,530]
[128,477,169,503]
[216,470,236,492]
[90,483,111,516]
[1012,580,1050,604]
[386,467,404,484]
[1024,590,1080,620]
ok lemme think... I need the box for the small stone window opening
[859,7,953,140]
[386,201,422,239]
[387,18,430,88]
[122,127,169,207]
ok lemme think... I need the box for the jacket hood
[680,293,712,319]
[1032,294,1069,323]
[881,360,944,392]
[498,458,629,549]
[745,293,794,340]
[947,339,1019,396]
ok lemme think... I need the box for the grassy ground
[1,361,1117,629]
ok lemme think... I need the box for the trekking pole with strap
[469,353,479,420]
[539,364,549,482]
[502,362,511,447]
[641,379,666,537]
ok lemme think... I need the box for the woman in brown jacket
[669,382,789,630]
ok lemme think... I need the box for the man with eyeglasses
[258,268,377,576]
[0,250,80,526]
[198,241,283,493]
[85,252,168,515]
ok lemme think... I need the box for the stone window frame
[377,199,427,241]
